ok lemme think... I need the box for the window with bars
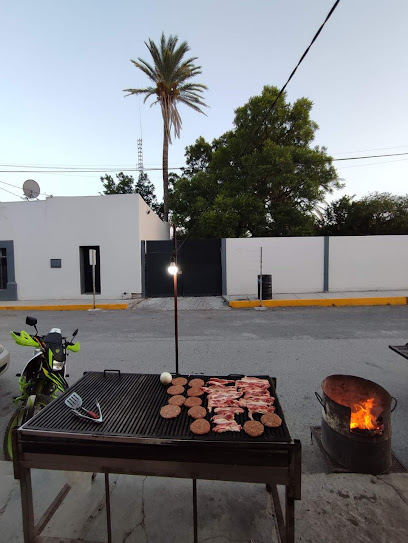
[0,248,8,289]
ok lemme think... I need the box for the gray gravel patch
[135,296,231,310]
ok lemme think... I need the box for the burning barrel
[316,375,397,474]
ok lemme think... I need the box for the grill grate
[23,372,291,443]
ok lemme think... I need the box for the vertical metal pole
[173,224,179,374]
[90,248,96,310]
[323,236,329,293]
[92,261,96,310]
[104,473,112,543]
[260,246,263,307]
[193,478,198,543]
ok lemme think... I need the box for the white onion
[160,372,172,385]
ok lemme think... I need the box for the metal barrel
[258,274,272,300]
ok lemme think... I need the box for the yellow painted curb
[229,297,408,308]
[0,303,128,311]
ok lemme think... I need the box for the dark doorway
[80,246,101,294]
[0,248,8,290]
[144,239,222,297]
[0,241,17,301]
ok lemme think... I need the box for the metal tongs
[65,392,103,423]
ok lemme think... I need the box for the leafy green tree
[100,172,162,217]
[318,193,408,235]
[101,172,135,194]
[170,86,340,237]
[135,173,160,211]
[124,33,208,223]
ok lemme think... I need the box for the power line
[337,157,408,170]
[0,178,47,196]
[2,150,408,175]
[237,0,341,160]
[333,152,408,162]
[333,145,408,155]
[0,162,185,167]
[0,184,25,200]
[0,179,25,190]
[0,167,185,173]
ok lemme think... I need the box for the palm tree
[124,33,207,222]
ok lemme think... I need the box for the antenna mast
[137,138,144,176]
[137,101,144,176]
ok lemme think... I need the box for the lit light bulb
[168,258,178,275]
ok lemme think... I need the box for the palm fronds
[125,32,207,141]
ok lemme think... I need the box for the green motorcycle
[3,316,80,460]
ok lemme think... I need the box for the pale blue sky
[1,0,407,204]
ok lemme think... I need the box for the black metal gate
[144,239,222,297]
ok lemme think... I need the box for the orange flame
[350,397,381,431]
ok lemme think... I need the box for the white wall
[138,197,169,242]
[226,237,324,295]
[329,236,408,291]
[0,194,168,300]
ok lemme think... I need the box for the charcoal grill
[13,371,301,543]
[316,375,396,474]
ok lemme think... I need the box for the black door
[80,246,101,294]
[145,241,179,298]
[144,239,221,297]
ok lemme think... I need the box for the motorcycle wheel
[2,394,51,461]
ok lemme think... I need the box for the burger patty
[184,396,202,407]
[243,420,264,437]
[261,413,282,427]
[168,395,186,406]
[160,404,181,419]
[172,377,188,386]
[190,418,211,435]
[187,387,204,397]
[187,406,207,419]
[188,378,205,388]
[167,385,185,395]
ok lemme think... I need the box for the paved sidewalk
[1,460,408,542]
[226,290,408,308]
[1,291,408,311]
[0,298,138,311]
[134,296,230,311]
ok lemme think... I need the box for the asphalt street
[1,305,408,471]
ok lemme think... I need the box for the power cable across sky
[2,151,408,175]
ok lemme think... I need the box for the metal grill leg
[105,473,112,543]
[20,467,35,543]
[193,478,198,543]
[268,484,286,543]
[285,489,295,543]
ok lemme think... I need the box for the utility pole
[173,224,179,373]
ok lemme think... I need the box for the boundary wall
[224,236,408,296]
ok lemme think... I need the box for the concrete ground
[0,298,134,311]
[1,289,408,311]
[1,463,407,542]
[136,296,230,310]
[1,305,408,541]
[225,289,408,301]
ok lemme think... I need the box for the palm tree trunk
[163,120,169,222]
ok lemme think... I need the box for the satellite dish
[23,179,40,199]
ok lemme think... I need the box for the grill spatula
[65,392,103,423]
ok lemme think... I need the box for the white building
[0,194,169,301]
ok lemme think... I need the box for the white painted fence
[329,236,408,292]
[225,236,408,296]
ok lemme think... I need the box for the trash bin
[258,274,272,300]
